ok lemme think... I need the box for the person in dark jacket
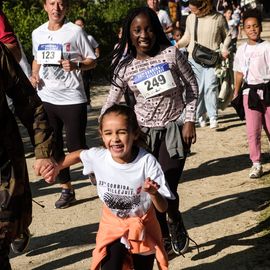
[0,42,55,270]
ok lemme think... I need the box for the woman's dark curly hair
[109,6,171,87]
[242,8,263,28]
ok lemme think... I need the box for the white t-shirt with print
[233,41,270,96]
[80,147,174,218]
[32,21,96,105]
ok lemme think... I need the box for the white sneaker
[249,165,263,178]
[198,116,207,127]
[210,119,218,129]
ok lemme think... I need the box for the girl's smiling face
[244,17,262,44]
[100,113,138,164]
[130,13,157,60]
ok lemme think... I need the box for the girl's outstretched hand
[143,177,160,195]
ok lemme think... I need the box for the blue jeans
[189,58,219,121]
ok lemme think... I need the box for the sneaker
[163,237,173,255]
[11,228,30,254]
[55,189,76,209]
[249,164,263,178]
[198,116,207,128]
[168,215,189,255]
[210,119,218,129]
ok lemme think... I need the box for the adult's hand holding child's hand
[34,158,58,184]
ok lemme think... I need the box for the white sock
[253,162,261,167]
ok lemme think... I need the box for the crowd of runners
[1,0,269,269]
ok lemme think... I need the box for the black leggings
[43,102,87,183]
[153,134,187,237]
[82,70,92,104]
[101,240,155,270]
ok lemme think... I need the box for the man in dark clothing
[0,41,55,269]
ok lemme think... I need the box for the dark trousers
[0,238,11,270]
[101,240,155,270]
[43,102,88,183]
[82,70,92,104]
[152,135,187,237]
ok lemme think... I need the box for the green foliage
[2,0,144,78]
[67,0,145,52]
[102,0,145,23]
[3,1,47,60]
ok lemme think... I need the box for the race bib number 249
[133,63,176,99]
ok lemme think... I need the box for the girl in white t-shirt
[233,9,270,179]
[42,104,173,270]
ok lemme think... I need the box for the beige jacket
[177,12,231,57]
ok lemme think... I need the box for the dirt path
[10,84,270,270]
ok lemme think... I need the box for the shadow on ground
[182,154,250,182]
[185,218,270,270]
[31,249,94,270]
[182,186,270,270]
[216,112,246,131]
[10,224,98,270]
[185,187,270,229]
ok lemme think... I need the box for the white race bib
[37,43,62,65]
[133,63,176,99]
